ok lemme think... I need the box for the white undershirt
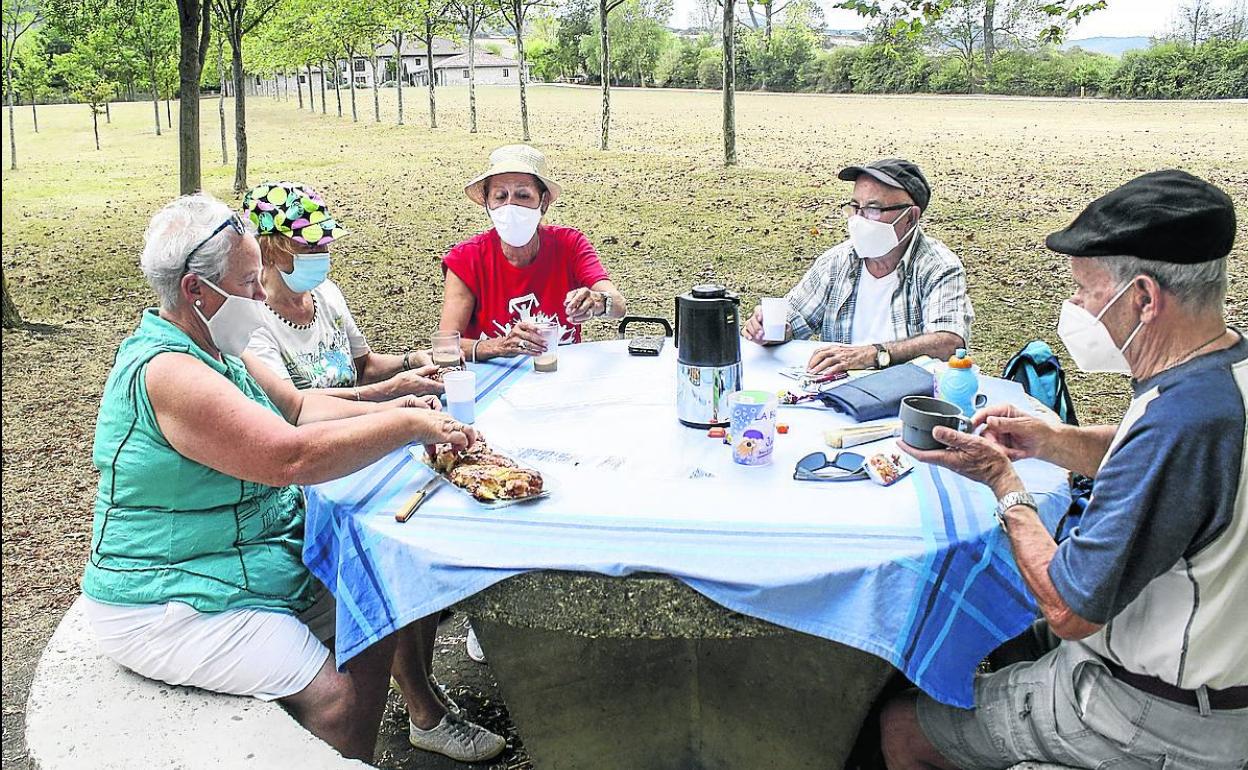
[849,265,900,345]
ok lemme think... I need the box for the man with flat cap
[880,169,1248,769]
[742,158,973,374]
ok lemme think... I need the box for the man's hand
[972,404,1057,463]
[485,322,547,358]
[898,426,1023,498]
[565,288,604,324]
[807,344,876,374]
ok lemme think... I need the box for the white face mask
[1057,280,1143,375]
[192,277,263,357]
[489,203,543,248]
[847,208,917,260]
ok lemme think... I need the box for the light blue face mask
[280,253,331,293]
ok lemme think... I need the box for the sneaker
[409,712,506,762]
[466,625,486,664]
[428,674,463,715]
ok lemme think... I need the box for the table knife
[395,475,444,523]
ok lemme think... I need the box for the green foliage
[575,0,672,86]
[11,28,53,101]
[654,34,713,88]
[1108,40,1248,99]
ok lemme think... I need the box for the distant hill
[1061,36,1152,56]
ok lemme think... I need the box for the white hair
[140,193,251,310]
[1101,255,1228,311]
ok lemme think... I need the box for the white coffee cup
[761,297,787,342]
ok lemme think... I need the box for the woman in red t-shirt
[439,145,627,362]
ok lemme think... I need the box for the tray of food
[408,440,551,508]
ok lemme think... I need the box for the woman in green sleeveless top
[81,194,505,764]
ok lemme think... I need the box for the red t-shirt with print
[443,224,610,344]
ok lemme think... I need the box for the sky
[669,0,1186,39]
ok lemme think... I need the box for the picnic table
[304,339,1071,768]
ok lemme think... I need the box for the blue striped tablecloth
[303,341,1070,708]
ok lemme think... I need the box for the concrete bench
[25,596,369,769]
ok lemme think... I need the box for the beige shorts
[83,586,336,702]
[916,640,1248,770]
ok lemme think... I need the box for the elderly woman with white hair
[439,144,628,362]
[79,194,506,763]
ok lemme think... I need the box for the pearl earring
[195,300,202,307]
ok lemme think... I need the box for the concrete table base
[458,571,894,770]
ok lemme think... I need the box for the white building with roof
[422,51,528,86]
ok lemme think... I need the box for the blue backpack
[1001,340,1089,541]
[1001,340,1079,426]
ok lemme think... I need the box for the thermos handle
[673,297,679,348]
[617,316,673,339]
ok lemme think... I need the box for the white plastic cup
[533,322,560,372]
[442,370,476,424]
[761,297,787,342]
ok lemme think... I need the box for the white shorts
[82,587,336,702]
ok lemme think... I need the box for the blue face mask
[280,253,331,293]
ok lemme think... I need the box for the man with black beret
[880,169,1247,769]
[742,158,974,373]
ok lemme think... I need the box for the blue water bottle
[939,348,979,416]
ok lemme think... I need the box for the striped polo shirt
[1049,332,1248,691]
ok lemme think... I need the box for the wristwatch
[995,490,1038,531]
[874,343,891,369]
[599,292,612,318]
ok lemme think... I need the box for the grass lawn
[2,84,1246,768]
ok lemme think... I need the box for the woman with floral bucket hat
[439,144,628,363]
[242,181,445,400]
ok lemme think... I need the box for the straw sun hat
[464,144,563,207]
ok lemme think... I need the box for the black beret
[838,159,931,211]
[1045,170,1236,264]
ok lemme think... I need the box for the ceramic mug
[899,395,971,450]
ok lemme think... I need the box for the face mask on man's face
[192,276,264,357]
[1056,279,1143,375]
[847,207,917,260]
[489,203,543,248]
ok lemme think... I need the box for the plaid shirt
[785,229,974,346]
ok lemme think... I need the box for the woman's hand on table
[482,322,547,358]
[389,394,442,410]
[972,404,1056,462]
[386,366,445,397]
[418,411,477,456]
[898,426,1024,499]
[807,344,875,374]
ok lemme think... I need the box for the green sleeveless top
[81,310,314,613]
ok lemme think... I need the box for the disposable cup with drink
[760,297,787,342]
[533,322,560,373]
[442,370,476,424]
[431,331,463,368]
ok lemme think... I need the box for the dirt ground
[3,85,1246,769]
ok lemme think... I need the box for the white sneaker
[409,712,506,762]
[466,625,486,664]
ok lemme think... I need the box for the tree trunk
[30,94,38,133]
[166,92,172,128]
[150,59,162,136]
[2,270,22,329]
[306,63,315,111]
[92,107,100,150]
[217,36,228,165]
[105,101,111,124]
[722,0,736,166]
[296,69,304,108]
[318,59,327,114]
[177,0,209,195]
[332,58,342,117]
[394,36,404,125]
[515,8,530,141]
[6,58,16,170]
[231,25,247,194]
[599,0,610,150]
[983,0,995,73]
[425,22,437,128]
[468,25,477,133]
[347,48,358,121]
[371,56,380,122]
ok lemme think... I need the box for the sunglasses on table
[793,451,868,482]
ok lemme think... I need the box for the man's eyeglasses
[793,451,868,482]
[184,214,248,271]
[840,202,912,222]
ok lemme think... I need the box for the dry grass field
[3,84,1246,769]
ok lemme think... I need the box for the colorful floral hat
[241,182,348,246]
